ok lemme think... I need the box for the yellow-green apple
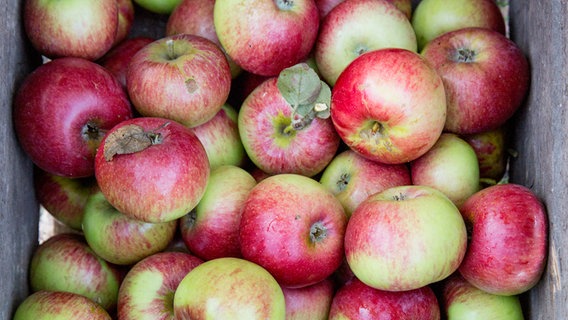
[314,0,417,86]
[421,27,530,135]
[173,257,286,319]
[281,278,335,320]
[23,0,118,60]
[166,0,242,78]
[33,167,97,231]
[239,174,347,288]
[320,149,411,217]
[114,0,135,46]
[29,233,122,311]
[442,273,524,319]
[238,77,340,177]
[316,0,412,19]
[133,0,182,14]
[94,117,209,223]
[458,183,548,296]
[412,0,506,50]
[191,104,247,170]
[126,34,232,128]
[13,291,112,320]
[462,126,509,182]
[13,57,133,178]
[410,133,480,207]
[179,165,257,260]
[213,0,319,76]
[82,188,178,265]
[331,48,446,164]
[117,251,203,320]
[345,185,467,291]
[329,278,440,319]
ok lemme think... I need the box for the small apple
[173,257,286,319]
[462,126,509,182]
[117,251,203,320]
[94,117,210,223]
[114,0,135,46]
[23,0,118,60]
[127,34,232,128]
[133,0,182,14]
[281,278,335,320]
[345,185,467,291]
[458,183,548,296]
[13,290,112,320]
[331,48,447,164]
[239,173,347,288]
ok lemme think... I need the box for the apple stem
[166,39,177,60]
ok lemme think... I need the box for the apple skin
[281,278,335,320]
[13,57,133,178]
[239,173,347,288]
[94,117,210,223]
[82,188,178,266]
[412,0,506,50]
[238,77,340,177]
[173,257,286,319]
[458,183,548,296]
[345,185,467,291]
[410,133,480,207]
[315,0,411,19]
[442,273,524,320]
[421,27,530,135]
[127,34,232,128]
[331,48,447,165]
[213,0,320,76]
[114,0,135,46]
[329,278,441,319]
[320,149,412,217]
[13,290,112,320]
[29,233,122,311]
[133,0,182,14]
[462,126,509,182]
[117,251,203,320]
[314,0,417,86]
[23,0,118,60]
[179,165,257,260]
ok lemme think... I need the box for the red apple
[114,0,135,46]
[421,27,530,134]
[13,57,133,178]
[239,173,347,288]
[13,290,112,320]
[331,48,447,164]
[23,0,118,60]
[127,34,232,128]
[281,278,335,320]
[94,117,210,223]
[458,183,548,296]
[462,126,509,182]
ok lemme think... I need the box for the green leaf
[277,63,322,107]
[295,104,314,118]
[313,81,331,119]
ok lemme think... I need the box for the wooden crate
[1,0,566,319]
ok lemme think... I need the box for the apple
[191,104,247,170]
[421,27,530,135]
[329,278,440,319]
[133,0,182,14]
[462,126,509,182]
[23,0,118,60]
[314,0,417,86]
[127,34,232,128]
[13,290,112,320]
[114,0,135,46]
[173,257,286,319]
[331,48,447,164]
[315,0,412,19]
[410,133,480,207]
[412,0,506,50]
[98,36,155,89]
[33,167,97,231]
[179,165,257,260]
[213,0,319,76]
[238,77,340,177]
[442,273,524,319]
[82,188,178,265]
[319,149,412,217]
[239,173,347,288]
[94,117,210,223]
[458,183,548,296]
[29,233,122,311]
[345,185,467,291]
[281,278,335,320]
[117,251,203,320]
[227,70,270,108]
[13,57,133,178]
[166,0,242,78]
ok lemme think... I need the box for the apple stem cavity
[455,48,477,63]
[275,0,295,11]
[82,121,106,144]
[103,122,169,161]
[310,221,328,243]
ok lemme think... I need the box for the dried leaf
[103,124,157,161]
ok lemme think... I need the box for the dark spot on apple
[295,214,301,220]
[185,78,198,94]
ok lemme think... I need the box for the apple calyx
[337,173,350,192]
[274,0,295,11]
[454,48,477,63]
[310,221,328,243]
[277,63,331,132]
[103,122,169,161]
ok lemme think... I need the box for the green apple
[133,0,182,14]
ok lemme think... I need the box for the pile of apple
[12,0,548,319]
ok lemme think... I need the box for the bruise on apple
[103,123,169,161]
